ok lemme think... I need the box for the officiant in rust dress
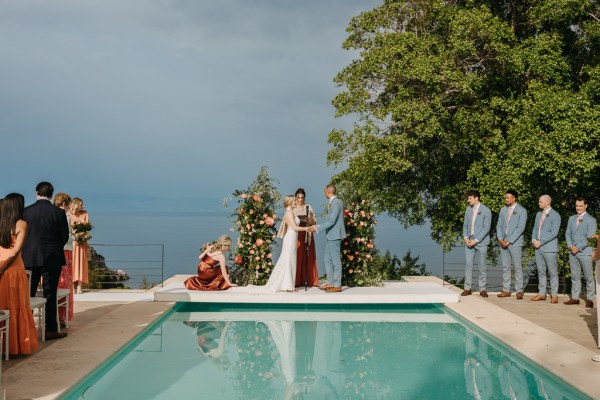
[293,188,319,287]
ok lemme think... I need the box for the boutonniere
[512,211,517,215]
[577,217,583,223]
[477,212,481,216]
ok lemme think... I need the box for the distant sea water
[90,211,446,288]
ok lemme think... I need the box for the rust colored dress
[295,215,319,287]
[71,210,89,285]
[0,237,39,355]
[184,254,231,291]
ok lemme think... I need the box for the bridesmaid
[293,188,319,287]
[0,193,39,355]
[185,235,237,291]
[69,197,89,295]
[54,193,74,326]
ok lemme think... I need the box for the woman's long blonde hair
[202,235,232,252]
[68,197,84,214]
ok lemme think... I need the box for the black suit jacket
[22,199,69,268]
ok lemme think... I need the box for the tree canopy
[328,0,600,247]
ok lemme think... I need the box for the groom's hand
[308,225,317,233]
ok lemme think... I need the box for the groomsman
[564,197,597,307]
[530,195,561,303]
[496,190,527,299]
[461,190,491,297]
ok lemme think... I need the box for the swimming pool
[60,303,590,399]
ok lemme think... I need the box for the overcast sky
[0,0,378,211]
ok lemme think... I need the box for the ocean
[90,211,445,288]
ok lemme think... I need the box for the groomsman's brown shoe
[564,298,580,305]
[585,300,594,308]
[516,292,524,300]
[325,287,342,293]
[531,294,546,301]
[319,284,333,290]
[551,296,558,303]
[479,291,488,298]
[461,289,472,296]
[497,291,511,298]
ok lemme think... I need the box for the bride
[258,195,309,293]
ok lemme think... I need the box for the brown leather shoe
[479,290,488,298]
[45,331,68,340]
[585,300,594,308]
[516,292,524,300]
[319,284,333,290]
[551,296,558,303]
[531,294,546,301]
[564,298,580,305]
[325,287,342,293]
[461,289,472,296]
[497,291,511,298]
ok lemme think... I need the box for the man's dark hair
[575,196,588,205]
[466,190,480,199]
[506,189,518,200]
[36,181,54,198]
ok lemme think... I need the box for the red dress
[185,254,231,291]
[295,216,319,287]
[0,237,39,355]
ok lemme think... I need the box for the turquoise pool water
[61,303,590,399]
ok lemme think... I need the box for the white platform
[153,281,459,304]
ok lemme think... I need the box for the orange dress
[71,211,89,284]
[185,254,231,291]
[295,216,319,287]
[0,238,39,355]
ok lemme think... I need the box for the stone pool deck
[0,276,599,399]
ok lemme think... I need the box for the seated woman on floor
[185,235,237,291]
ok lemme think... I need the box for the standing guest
[309,184,346,293]
[0,194,39,354]
[530,195,561,304]
[54,193,74,325]
[293,188,319,287]
[69,197,89,295]
[185,235,237,290]
[496,190,527,299]
[461,190,492,297]
[564,197,597,307]
[22,182,69,339]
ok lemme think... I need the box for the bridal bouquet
[73,222,93,244]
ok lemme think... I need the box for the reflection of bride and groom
[184,184,346,293]
[184,319,342,399]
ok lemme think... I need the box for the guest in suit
[0,193,39,355]
[496,189,527,299]
[531,195,561,303]
[461,190,492,297]
[564,197,597,307]
[309,184,346,293]
[21,182,69,339]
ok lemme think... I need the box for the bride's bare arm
[212,252,237,287]
[284,210,308,232]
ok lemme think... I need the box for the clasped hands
[307,225,317,233]
[498,239,511,248]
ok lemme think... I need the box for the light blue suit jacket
[462,203,491,246]
[531,208,561,252]
[318,197,346,241]
[496,203,527,246]
[565,213,597,255]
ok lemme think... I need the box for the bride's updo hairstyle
[283,195,295,208]
[202,235,232,252]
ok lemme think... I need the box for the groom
[309,184,345,293]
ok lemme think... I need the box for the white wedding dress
[258,214,299,293]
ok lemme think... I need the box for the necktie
[505,207,513,235]
[576,214,582,228]
[470,207,477,236]
[538,212,546,240]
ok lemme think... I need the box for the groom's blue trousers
[325,239,342,287]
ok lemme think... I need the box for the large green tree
[328,0,600,247]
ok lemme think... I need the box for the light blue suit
[462,203,491,291]
[531,208,561,296]
[496,203,527,292]
[317,196,346,287]
[565,212,597,300]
